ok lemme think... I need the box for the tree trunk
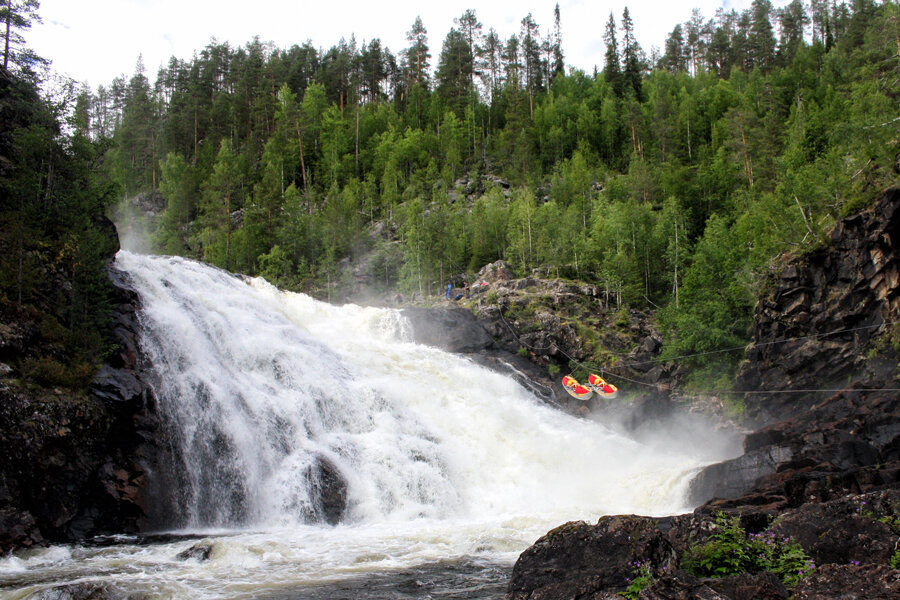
[295,121,308,192]
[4,0,11,70]
[224,194,231,270]
[355,102,360,178]
[740,125,754,187]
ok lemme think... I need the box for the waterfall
[118,251,707,530]
[0,252,726,599]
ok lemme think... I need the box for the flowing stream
[0,252,732,599]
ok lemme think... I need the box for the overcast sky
[29,0,779,90]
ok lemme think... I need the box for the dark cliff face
[686,188,900,509]
[0,266,157,553]
[737,187,900,426]
[691,189,900,519]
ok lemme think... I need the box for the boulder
[176,540,214,561]
[701,572,788,600]
[402,307,494,353]
[507,516,677,600]
[315,457,348,526]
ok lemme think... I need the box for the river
[0,252,733,599]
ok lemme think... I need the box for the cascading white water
[0,252,732,600]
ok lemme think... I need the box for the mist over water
[0,252,736,599]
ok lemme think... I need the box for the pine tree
[479,28,503,99]
[663,25,687,72]
[1,0,43,74]
[403,16,430,88]
[454,9,482,92]
[748,0,777,71]
[777,0,809,65]
[519,13,543,118]
[435,28,473,116]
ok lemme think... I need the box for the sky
[28,0,773,90]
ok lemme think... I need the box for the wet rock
[688,445,793,506]
[0,261,156,553]
[91,365,143,405]
[507,516,677,600]
[315,457,348,526]
[791,564,900,599]
[176,540,214,561]
[402,307,494,353]
[0,507,43,550]
[737,187,900,426]
[35,582,132,600]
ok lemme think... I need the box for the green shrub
[619,560,653,599]
[681,513,815,588]
[21,357,96,390]
[614,306,630,328]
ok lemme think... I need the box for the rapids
[0,252,731,599]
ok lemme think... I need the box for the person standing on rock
[446,283,452,299]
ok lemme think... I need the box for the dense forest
[0,0,119,387]
[3,0,899,387]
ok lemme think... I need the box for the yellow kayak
[562,375,592,400]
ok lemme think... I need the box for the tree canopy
[16,2,900,385]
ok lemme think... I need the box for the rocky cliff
[506,188,900,599]
[737,186,900,426]
[0,244,156,553]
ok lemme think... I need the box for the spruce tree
[621,7,643,101]
[603,12,622,97]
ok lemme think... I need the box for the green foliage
[0,64,119,384]
[619,560,653,599]
[20,356,96,390]
[890,550,900,570]
[52,0,899,386]
[681,513,815,588]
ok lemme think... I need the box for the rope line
[618,319,898,370]
[495,304,898,397]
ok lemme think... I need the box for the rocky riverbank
[505,188,900,599]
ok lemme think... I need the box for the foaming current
[0,252,723,599]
